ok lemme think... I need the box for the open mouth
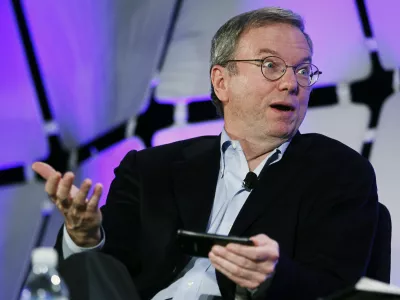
[270,104,294,111]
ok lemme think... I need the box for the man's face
[222,23,312,140]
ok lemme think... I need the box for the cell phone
[176,229,254,258]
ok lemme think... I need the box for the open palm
[32,162,103,247]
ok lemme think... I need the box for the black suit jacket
[55,132,378,300]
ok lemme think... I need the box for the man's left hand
[209,234,279,289]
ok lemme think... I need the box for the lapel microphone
[242,171,258,191]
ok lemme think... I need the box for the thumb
[32,162,56,180]
[32,162,81,198]
[250,234,272,246]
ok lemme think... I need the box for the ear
[211,65,229,103]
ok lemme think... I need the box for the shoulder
[139,135,219,157]
[294,133,375,180]
[120,135,219,166]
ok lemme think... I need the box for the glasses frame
[225,56,322,87]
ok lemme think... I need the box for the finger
[210,246,267,281]
[71,179,92,212]
[212,245,258,271]
[209,252,265,289]
[250,234,274,246]
[32,162,57,180]
[226,241,279,262]
[69,184,80,198]
[56,172,75,206]
[45,172,62,199]
[212,245,275,276]
[87,183,103,211]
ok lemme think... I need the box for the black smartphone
[176,229,254,258]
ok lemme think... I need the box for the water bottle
[20,247,69,300]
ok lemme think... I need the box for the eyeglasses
[225,56,322,87]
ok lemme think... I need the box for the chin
[266,115,299,134]
[268,126,297,140]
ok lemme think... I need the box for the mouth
[270,103,295,112]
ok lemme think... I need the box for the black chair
[366,202,392,283]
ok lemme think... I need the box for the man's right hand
[32,162,103,247]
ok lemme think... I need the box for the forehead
[236,23,312,63]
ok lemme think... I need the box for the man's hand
[209,234,279,289]
[32,162,103,247]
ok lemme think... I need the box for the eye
[297,66,311,76]
[264,61,274,68]
[262,57,286,73]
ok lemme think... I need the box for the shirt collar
[220,128,291,156]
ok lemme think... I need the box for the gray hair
[210,7,313,116]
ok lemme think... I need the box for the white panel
[152,120,224,146]
[0,1,48,169]
[156,0,371,104]
[40,210,64,248]
[76,137,145,207]
[24,0,176,148]
[365,0,400,70]
[156,0,238,104]
[299,103,370,153]
[244,0,371,87]
[0,183,47,300]
[370,92,400,285]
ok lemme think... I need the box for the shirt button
[187,281,194,287]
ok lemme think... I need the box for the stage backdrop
[1,1,399,299]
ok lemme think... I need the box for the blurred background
[1,0,399,298]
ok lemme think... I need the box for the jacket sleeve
[100,150,144,278]
[54,150,143,277]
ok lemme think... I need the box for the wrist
[66,227,102,247]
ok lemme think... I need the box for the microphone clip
[242,172,258,191]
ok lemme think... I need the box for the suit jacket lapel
[229,132,310,236]
[172,136,221,233]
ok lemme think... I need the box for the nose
[278,67,298,94]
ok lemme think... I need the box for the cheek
[298,90,311,109]
[295,90,310,118]
[229,75,275,112]
[230,77,259,106]
[248,82,276,110]
[228,76,248,98]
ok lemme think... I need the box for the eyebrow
[257,48,312,64]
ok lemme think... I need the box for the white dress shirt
[62,129,290,299]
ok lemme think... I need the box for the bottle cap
[31,247,58,267]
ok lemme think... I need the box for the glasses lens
[296,63,320,86]
[261,57,286,80]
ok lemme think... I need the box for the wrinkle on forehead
[236,23,312,64]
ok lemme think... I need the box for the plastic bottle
[20,247,69,300]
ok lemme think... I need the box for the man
[33,6,378,300]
